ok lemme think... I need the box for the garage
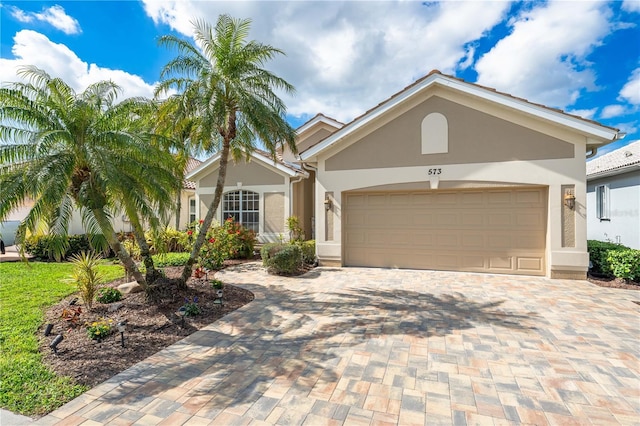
[343,187,547,275]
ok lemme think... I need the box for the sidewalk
[0,245,31,262]
[0,408,34,425]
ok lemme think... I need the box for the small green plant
[296,240,316,265]
[182,297,201,316]
[211,279,224,290]
[152,252,191,267]
[607,249,640,281]
[85,318,112,340]
[67,252,104,310]
[286,216,304,242]
[96,287,123,304]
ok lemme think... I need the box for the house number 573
[428,168,442,175]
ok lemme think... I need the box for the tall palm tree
[156,15,298,284]
[0,66,180,289]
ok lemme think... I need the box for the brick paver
[38,263,639,425]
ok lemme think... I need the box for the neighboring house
[67,157,202,235]
[297,70,621,279]
[586,140,640,249]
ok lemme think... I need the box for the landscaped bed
[39,263,254,389]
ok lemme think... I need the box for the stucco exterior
[187,152,307,243]
[586,141,640,249]
[586,171,640,249]
[300,71,620,279]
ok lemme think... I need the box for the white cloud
[622,0,640,13]
[600,104,627,119]
[141,0,509,123]
[9,5,81,35]
[619,68,640,105]
[0,30,156,100]
[566,108,598,120]
[475,1,613,109]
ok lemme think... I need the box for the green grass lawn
[0,261,124,416]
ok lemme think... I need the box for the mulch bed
[39,261,254,388]
[586,274,639,290]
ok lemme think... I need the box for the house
[188,70,621,279]
[586,140,640,249]
[299,70,621,279]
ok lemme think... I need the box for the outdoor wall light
[117,320,127,348]
[50,334,64,355]
[44,323,54,336]
[564,193,576,210]
[324,199,332,210]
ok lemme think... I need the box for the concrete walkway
[36,263,639,425]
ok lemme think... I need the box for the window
[222,190,259,233]
[596,184,609,220]
[189,198,196,223]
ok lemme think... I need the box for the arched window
[222,190,259,233]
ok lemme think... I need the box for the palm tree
[0,66,180,289]
[156,15,297,285]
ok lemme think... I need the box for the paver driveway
[40,263,639,425]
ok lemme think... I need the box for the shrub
[147,227,191,253]
[199,218,257,270]
[96,287,123,304]
[297,240,316,265]
[287,216,304,242]
[261,243,303,275]
[24,234,94,261]
[588,240,629,276]
[86,318,112,340]
[606,249,640,281]
[68,252,104,310]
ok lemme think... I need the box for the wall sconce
[116,320,127,348]
[564,193,576,210]
[324,199,332,210]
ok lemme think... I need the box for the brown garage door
[343,187,547,275]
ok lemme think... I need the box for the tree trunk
[179,139,232,284]
[175,190,181,229]
[126,209,163,284]
[91,207,147,289]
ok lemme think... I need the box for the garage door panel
[344,188,547,276]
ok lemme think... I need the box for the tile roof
[587,140,640,177]
[183,157,202,189]
[300,69,619,160]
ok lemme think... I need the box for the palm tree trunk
[126,210,162,284]
[92,207,147,289]
[175,190,181,229]
[179,138,232,284]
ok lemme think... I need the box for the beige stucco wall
[200,160,284,187]
[326,96,574,171]
[194,160,295,243]
[312,90,595,278]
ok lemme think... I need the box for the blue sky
[1,0,638,158]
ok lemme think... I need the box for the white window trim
[222,190,260,233]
